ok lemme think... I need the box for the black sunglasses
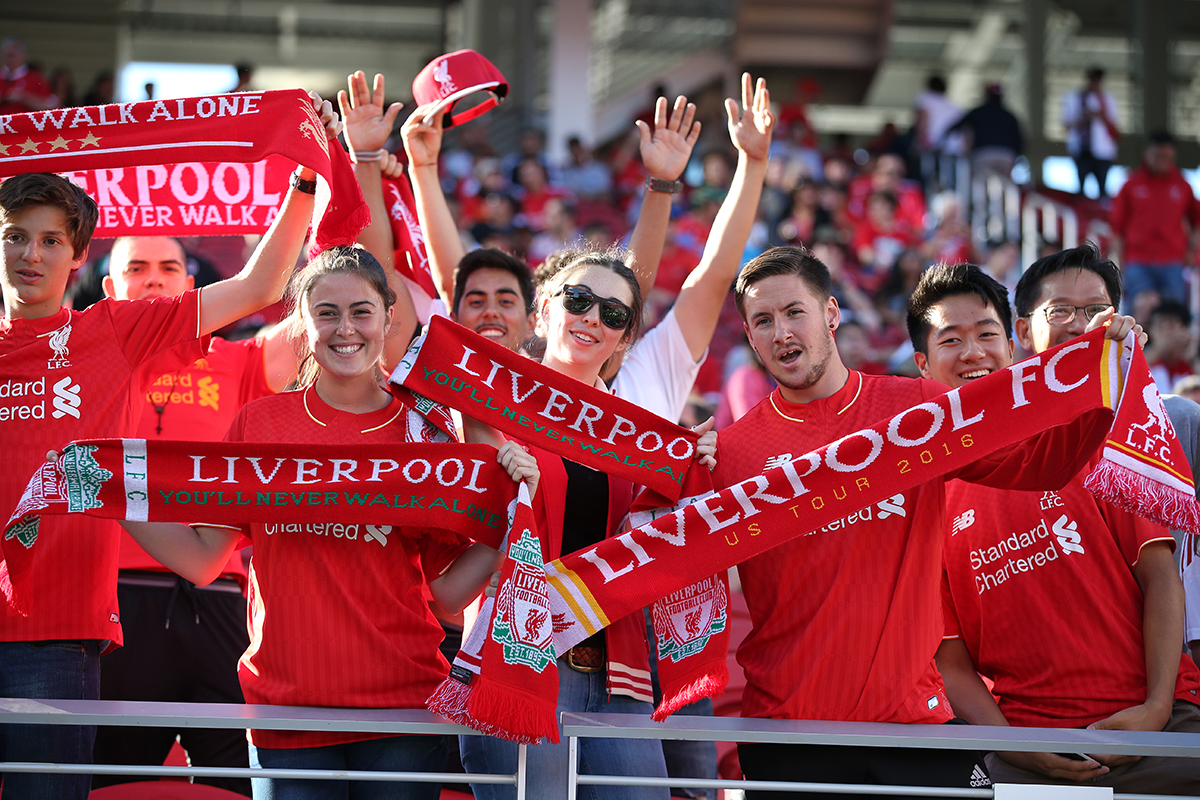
[552,284,633,331]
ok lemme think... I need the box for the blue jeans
[459,659,669,800]
[0,639,102,800]
[249,735,447,800]
[1123,262,1189,308]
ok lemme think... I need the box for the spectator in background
[81,69,114,107]
[513,157,568,233]
[230,63,254,93]
[0,37,57,114]
[1145,300,1196,394]
[561,136,614,200]
[1175,374,1200,406]
[946,83,1024,182]
[1111,131,1200,308]
[49,66,74,108]
[776,180,830,246]
[811,233,880,332]
[921,192,973,266]
[846,152,926,231]
[529,197,581,266]
[836,319,886,374]
[913,74,964,187]
[503,128,552,187]
[1063,66,1120,199]
[853,191,919,287]
[714,342,774,429]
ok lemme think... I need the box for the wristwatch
[290,171,318,195]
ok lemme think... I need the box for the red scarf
[427,483,561,743]
[546,330,1200,667]
[382,173,437,299]
[0,89,368,253]
[2,440,519,613]
[391,316,714,503]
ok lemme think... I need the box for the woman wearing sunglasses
[459,249,715,800]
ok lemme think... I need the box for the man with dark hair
[1111,130,1200,308]
[712,246,1137,796]
[449,248,538,354]
[1145,299,1195,393]
[910,257,1200,793]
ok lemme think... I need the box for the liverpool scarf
[2,440,520,613]
[0,89,369,252]
[543,330,1200,666]
[390,315,714,503]
[382,172,438,300]
[427,482,561,744]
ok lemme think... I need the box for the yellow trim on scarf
[1106,439,1196,485]
[546,560,611,634]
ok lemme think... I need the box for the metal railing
[0,697,526,798]
[3,699,1200,798]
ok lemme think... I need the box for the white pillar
[548,0,593,165]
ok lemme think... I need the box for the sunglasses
[552,284,634,331]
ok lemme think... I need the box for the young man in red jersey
[0,102,330,797]
[713,245,1138,798]
[907,254,1200,793]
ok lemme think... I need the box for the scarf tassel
[428,674,560,745]
[652,663,729,723]
[1085,458,1200,533]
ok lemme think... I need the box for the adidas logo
[969,764,991,787]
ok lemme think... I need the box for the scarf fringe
[652,663,729,723]
[1084,458,1200,533]
[428,674,559,745]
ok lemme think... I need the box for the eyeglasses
[552,284,634,330]
[1028,303,1112,326]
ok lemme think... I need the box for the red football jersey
[224,387,468,749]
[943,476,1200,727]
[119,337,274,581]
[713,373,1107,724]
[0,294,204,645]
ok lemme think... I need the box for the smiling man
[709,246,1144,797]
[906,256,1200,793]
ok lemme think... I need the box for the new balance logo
[51,376,81,419]
[877,494,906,519]
[365,525,391,547]
[1053,514,1084,555]
[951,509,975,535]
[969,764,991,787]
[763,454,792,471]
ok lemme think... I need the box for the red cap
[412,49,508,128]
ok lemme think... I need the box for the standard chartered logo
[51,376,81,419]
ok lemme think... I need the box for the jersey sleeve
[1098,497,1175,568]
[612,308,704,423]
[420,534,473,579]
[238,338,275,407]
[109,290,208,380]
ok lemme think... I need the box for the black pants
[92,574,252,796]
[1074,153,1112,198]
[738,723,989,800]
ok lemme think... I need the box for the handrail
[561,712,1200,799]
[0,698,525,797]
[4,699,1199,798]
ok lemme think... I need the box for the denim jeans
[0,639,102,800]
[459,658,669,800]
[249,734,447,800]
[1123,262,1189,309]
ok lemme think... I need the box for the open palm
[726,73,774,162]
[637,95,701,181]
[338,71,403,153]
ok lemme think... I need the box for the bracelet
[350,148,384,163]
[646,176,683,194]
[290,171,318,195]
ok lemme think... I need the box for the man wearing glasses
[906,247,1200,792]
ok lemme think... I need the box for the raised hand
[725,72,774,163]
[307,91,343,141]
[337,71,404,155]
[636,95,701,182]
[401,103,446,169]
